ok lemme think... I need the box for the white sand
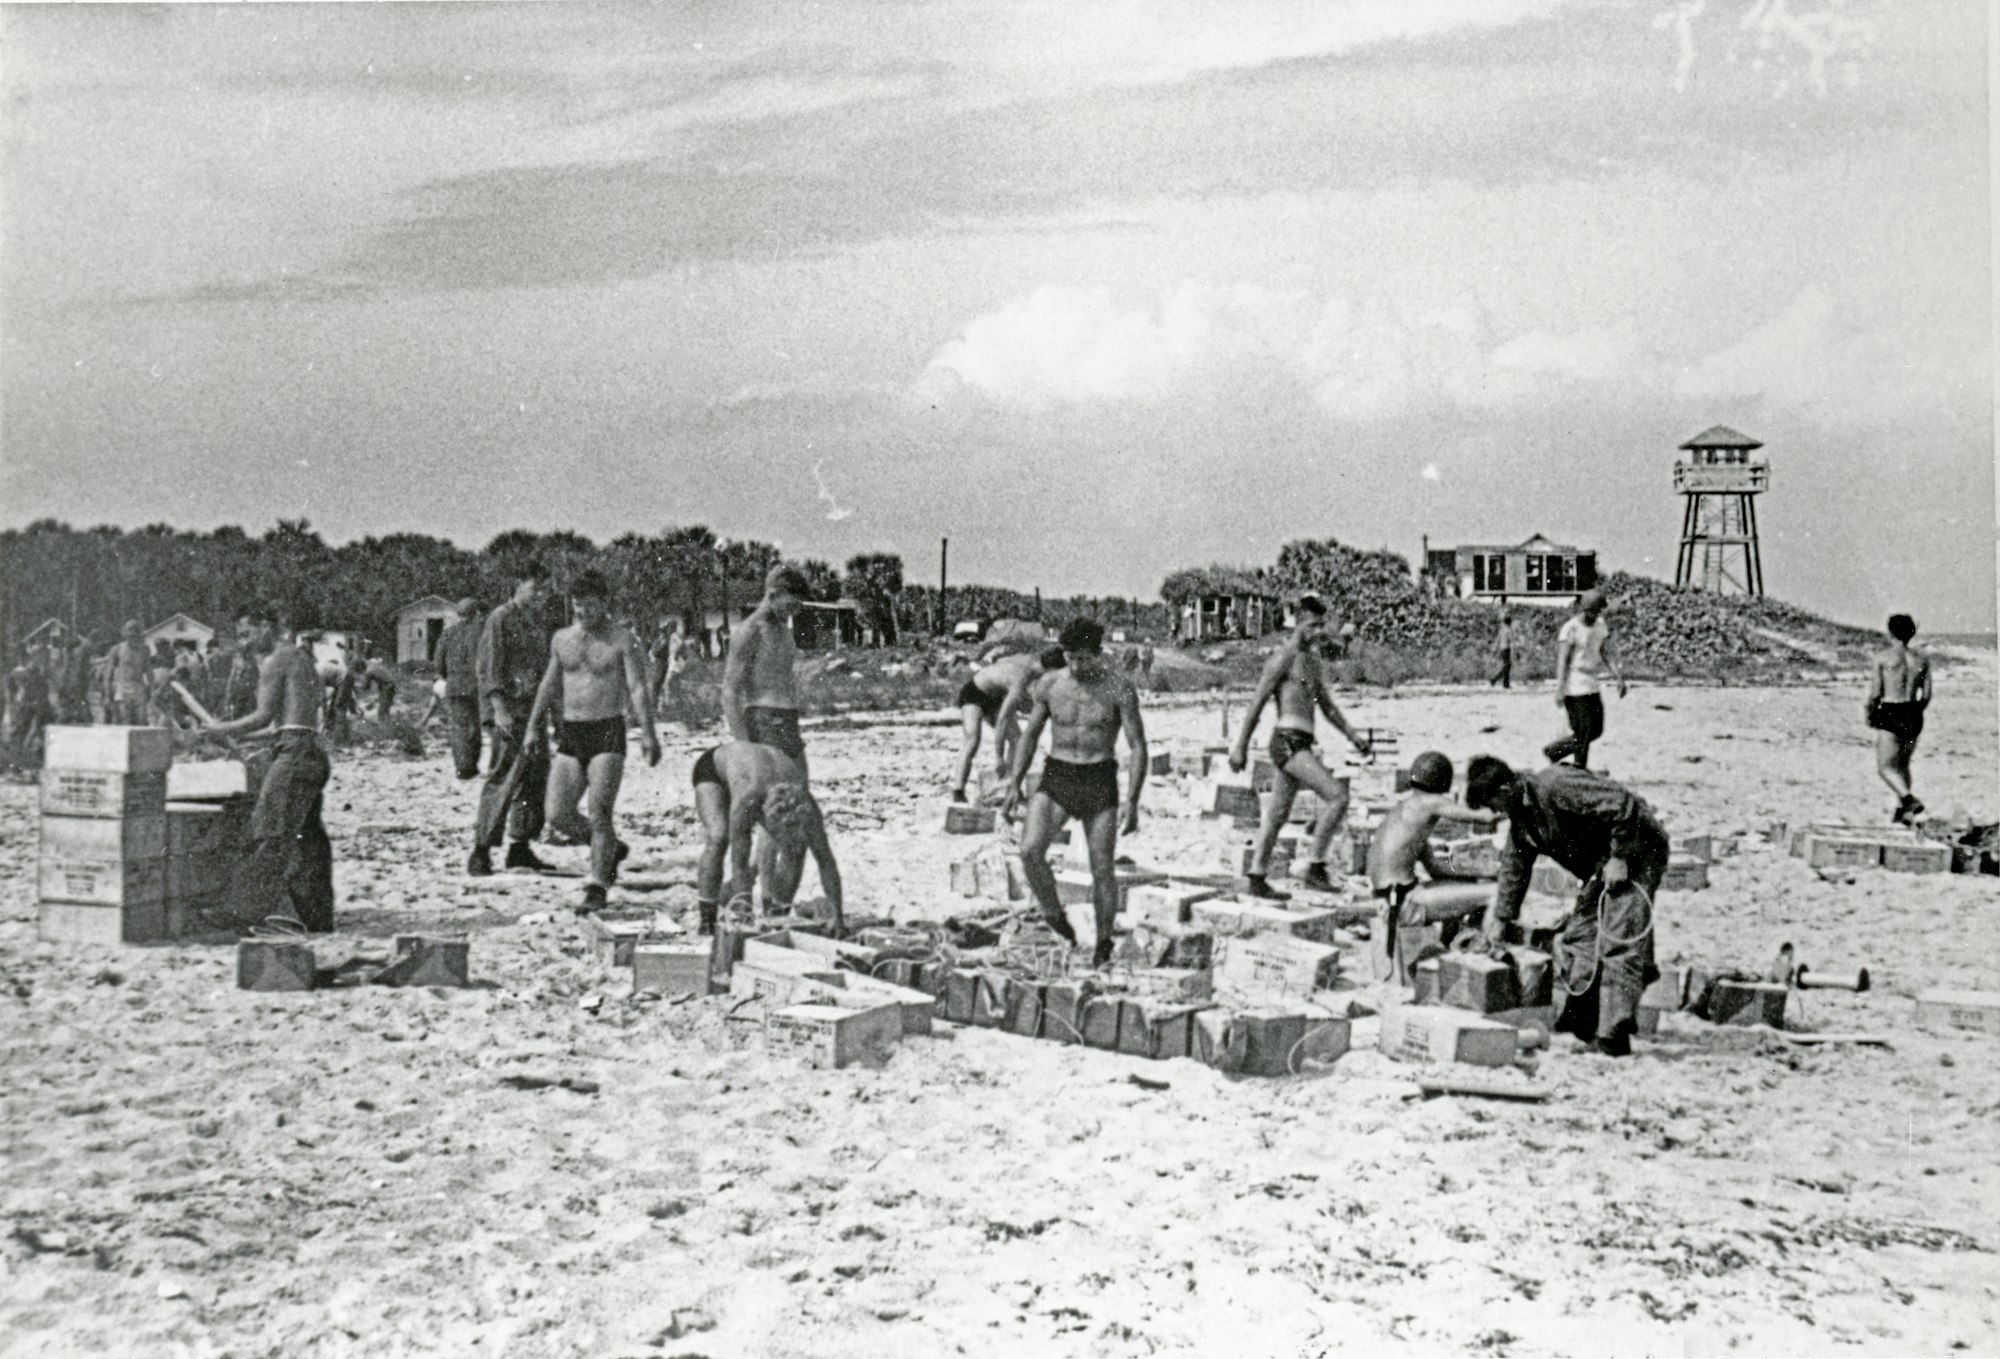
[2,661,1996,1357]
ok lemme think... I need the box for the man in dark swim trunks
[1365,752,1499,982]
[725,563,812,773]
[691,741,843,936]
[950,646,1065,803]
[1866,613,1932,824]
[1229,595,1371,899]
[524,570,660,912]
[1001,618,1148,968]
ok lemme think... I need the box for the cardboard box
[1507,946,1554,1008]
[1117,998,1205,1060]
[1677,833,1713,863]
[632,942,710,996]
[166,761,251,801]
[970,970,1012,1028]
[1124,967,1213,1004]
[1660,856,1709,891]
[40,813,168,862]
[43,725,173,773]
[1708,980,1789,1028]
[1437,953,1520,1014]
[1193,1007,1347,1076]
[739,935,844,975]
[166,801,251,858]
[764,1002,902,1069]
[39,898,167,946]
[1212,785,1261,820]
[38,853,165,907]
[1913,990,2000,1035]
[1080,993,1124,1049]
[945,805,998,835]
[1215,933,1341,999]
[381,935,471,988]
[582,911,671,968]
[1125,881,1221,930]
[1379,1005,1519,1068]
[1411,958,1440,1006]
[1881,842,1952,875]
[1041,979,1095,1045]
[39,768,168,819]
[773,929,879,974]
[729,961,847,1007]
[942,968,981,1024]
[237,938,315,991]
[165,851,232,900]
[1530,859,1582,898]
[830,974,937,1036]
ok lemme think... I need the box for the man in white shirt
[1543,589,1624,770]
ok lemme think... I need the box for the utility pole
[936,537,948,637]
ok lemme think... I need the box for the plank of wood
[1415,1076,1549,1103]
[1770,1030,1891,1047]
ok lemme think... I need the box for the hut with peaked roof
[1425,533,1598,606]
[394,595,461,665]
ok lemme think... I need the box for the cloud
[1421,463,1443,482]
[812,457,855,522]
[918,285,1641,420]
[1675,286,1988,423]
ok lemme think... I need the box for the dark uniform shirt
[1492,765,1668,922]
[476,600,549,710]
[436,616,485,700]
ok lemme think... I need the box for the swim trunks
[1269,726,1317,773]
[691,746,723,789]
[1038,756,1121,821]
[745,705,806,762]
[555,717,625,764]
[1867,699,1925,743]
[957,679,1006,726]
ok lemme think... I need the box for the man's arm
[1603,632,1627,697]
[1418,840,1469,883]
[721,615,759,741]
[522,650,563,748]
[1915,655,1933,706]
[1119,680,1148,832]
[1483,827,1533,935]
[991,671,1036,770]
[476,611,510,729]
[621,631,660,765]
[1314,679,1369,755]
[1230,653,1287,769]
[724,795,763,908]
[1001,683,1053,815]
[209,658,281,738]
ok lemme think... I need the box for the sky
[2,0,1992,630]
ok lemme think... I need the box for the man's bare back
[1368,791,1491,889]
[1873,645,1930,705]
[552,622,637,721]
[973,652,1038,698]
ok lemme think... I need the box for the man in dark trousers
[435,597,486,780]
[469,562,554,876]
[1467,754,1669,1058]
[1491,610,1515,689]
[204,605,335,933]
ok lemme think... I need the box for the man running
[949,645,1065,803]
[524,570,660,912]
[1467,754,1668,1058]
[1544,589,1625,769]
[1866,613,1932,824]
[469,560,554,876]
[435,597,486,779]
[1001,618,1148,969]
[1365,751,1499,982]
[692,740,843,936]
[203,605,336,933]
[1228,595,1371,899]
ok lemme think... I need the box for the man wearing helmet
[691,739,843,936]
[1364,751,1500,982]
[1229,594,1372,899]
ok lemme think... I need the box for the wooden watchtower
[1673,424,1767,596]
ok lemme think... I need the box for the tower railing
[1673,462,1768,494]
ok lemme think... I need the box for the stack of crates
[164,789,252,937]
[38,726,172,945]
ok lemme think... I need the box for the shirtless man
[1229,595,1371,899]
[1002,618,1148,968]
[524,570,660,912]
[691,741,843,935]
[204,604,336,933]
[1365,751,1499,982]
[1866,613,1932,824]
[724,563,811,775]
[106,621,150,726]
[650,619,691,714]
[1544,589,1625,769]
[949,645,1065,803]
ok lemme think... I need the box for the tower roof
[1679,424,1762,451]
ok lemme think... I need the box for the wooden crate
[39,899,167,946]
[763,1002,902,1069]
[166,801,252,858]
[1125,881,1221,930]
[1659,856,1710,891]
[166,850,232,900]
[381,935,470,988]
[1881,842,1952,875]
[1437,953,1520,1015]
[166,762,251,801]
[1379,1005,1518,1068]
[632,942,711,997]
[1709,980,1788,1028]
[1214,933,1340,999]
[41,813,167,862]
[1807,837,1883,870]
[1005,978,1045,1038]
[835,975,937,1037]
[1913,990,2000,1035]
[39,768,167,819]
[944,805,998,835]
[38,853,165,907]
[729,961,846,1007]
[1212,785,1260,820]
[42,725,172,773]
[1116,998,1206,1060]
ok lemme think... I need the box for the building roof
[1454,534,1592,555]
[395,595,459,618]
[144,613,214,639]
[1679,424,1762,451]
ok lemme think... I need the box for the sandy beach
[3,658,1996,1359]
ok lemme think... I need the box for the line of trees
[0,519,1170,660]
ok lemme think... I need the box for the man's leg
[951,705,983,800]
[1286,752,1351,891]
[1081,802,1122,967]
[1592,847,1663,1054]
[446,697,482,779]
[508,705,550,855]
[585,752,626,894]
[544,751,591,844]
[1246,763,1297,899]
[1016,794,1073,941]
[1545,697,1595,766]
[694,781,730,935]
[473,717,523,852]
[1577,695,1604,769]
[1875,730,1910,801]
[292,747,336,933]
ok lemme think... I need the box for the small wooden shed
[394,596,461,665]
[144,613,216,654]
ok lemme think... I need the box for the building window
[1524,555,1544,592]
[1545,555,1575,593]
[1473,553,1505,592]
[1577,555,1597,589]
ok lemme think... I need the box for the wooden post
[936,537,948,637]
